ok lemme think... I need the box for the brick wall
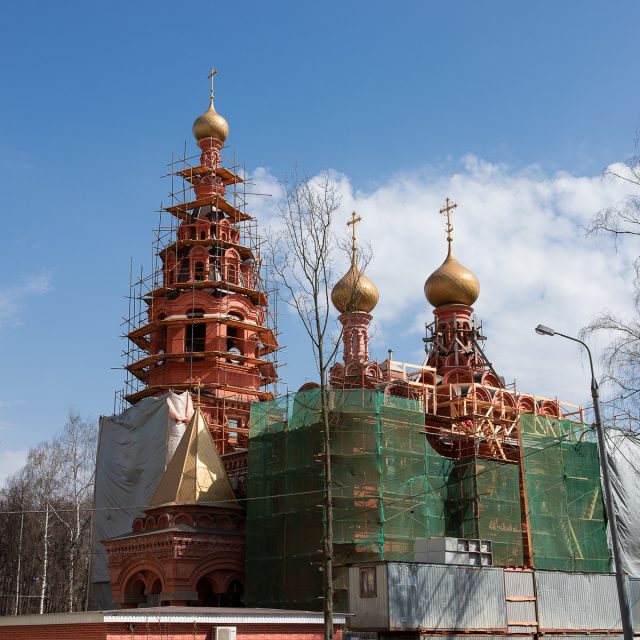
[0,621,343,640]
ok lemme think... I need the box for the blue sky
[1,1,639,480]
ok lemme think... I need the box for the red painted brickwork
[0,621,343,640]
[0,622,110,639]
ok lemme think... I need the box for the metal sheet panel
[419,636,505,640]
[507,625,536,634]
[506,600,536,625]
[535,571,621,631]
[387,563,506,631]
[504,570,534,597]
[545,636,622,640]
[629,577,640,633]
[348,565,389,630]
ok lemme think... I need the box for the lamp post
[534,324,633,640]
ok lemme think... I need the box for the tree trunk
[318,344,334,640]
[68,525,74,612]
[14,512,24,616]
[39,504,49,615]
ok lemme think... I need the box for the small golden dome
[332,264,379,314]
[424,249,480,308]
[192,100,229,143]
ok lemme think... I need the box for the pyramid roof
[150,407,237,507]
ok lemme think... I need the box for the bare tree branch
[266,170,371,639]
[582,153,640,427]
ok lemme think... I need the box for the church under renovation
[5,70,637,639]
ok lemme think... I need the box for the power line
[0,421,596,518]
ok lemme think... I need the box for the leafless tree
[267,170,370,640]
[56,412,97,611]
[0,411,96,615]
[582,152,640,428]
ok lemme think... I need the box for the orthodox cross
[347,211,362,266]
[439,197,457,253]
[208,66,217,104]
[194,377,203,407]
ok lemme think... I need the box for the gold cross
[208,66,217,104]
[347,211,362,266]
[194,377,203,407]
[439,197,457,251]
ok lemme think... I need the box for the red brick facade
[0,610,345,640]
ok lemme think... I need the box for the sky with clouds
[252,158,637,407]
[0,1,639,483]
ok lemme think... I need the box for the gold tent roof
[150,407,236,507]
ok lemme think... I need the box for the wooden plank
[175,165,244,185]
[164,195,251,221]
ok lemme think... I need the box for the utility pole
[535,325,633,640]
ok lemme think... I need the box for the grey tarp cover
[607,430,640,577]
[88,391,193,610]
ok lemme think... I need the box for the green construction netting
[245,395,611,609]
[246,389,527,609]
[520,413,611,572]
[447,456,524,567]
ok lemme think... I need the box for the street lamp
[534,324,633,640]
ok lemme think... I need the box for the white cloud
[252,157,637,408]
[0,272,52,328]
[0,449,28,487]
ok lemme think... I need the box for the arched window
[226,313,244,363]
[222,580,244,607]
[227,264,237,284]
[165,253,176,286]
[194,261,206,281]
[155,313,167,364]
[185,309,206,356]
[227,418,238,443]
[196,577,217,607]
[210,258,221,281]
[177,259,189,283]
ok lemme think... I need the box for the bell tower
[123,69,278,455]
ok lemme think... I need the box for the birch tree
[0,411,96,614]
[268,171,371,640]
[582,153,640,427]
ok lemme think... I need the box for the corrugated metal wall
[348,563,633,634]
[504,570,534,597]
[504,570,536,633]
[629,577,640,633]
[418,636,506,640]
[544,636,622,640]
[348,565,389,630]
[536,571,621,630]
[505,600,536,625]
[387,563,507,631]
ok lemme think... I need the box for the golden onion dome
[331,264,379,314]
[192,99,229,143]
[424,248,480,308]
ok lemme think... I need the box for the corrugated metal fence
[535,571,620,631]
[348,563,639,634]
[387,563,506,631]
